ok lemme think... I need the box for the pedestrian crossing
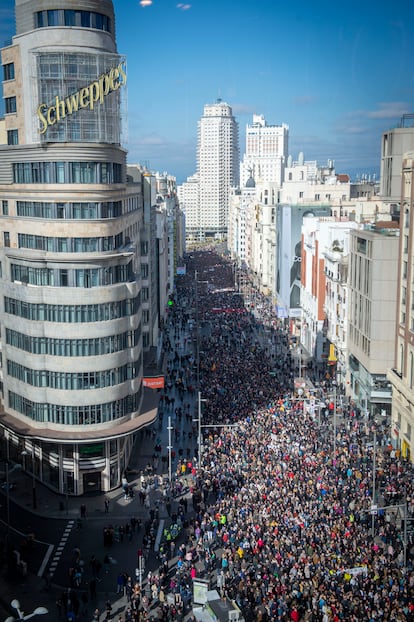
[47,519,75,579]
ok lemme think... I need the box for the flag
[143,376,165,389]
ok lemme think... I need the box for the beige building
[348,225,399,418]
[388,152,414,460]
[0,0,155,496]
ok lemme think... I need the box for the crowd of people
[56,247,413,621]
[158,249,413,621]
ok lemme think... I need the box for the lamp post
[371,423,377,538]
[31,445,37,509]
[5,599,48,622]
[167,416,173,487]
[194,392,208,467]
[5,462,22,543]
[194,271,208,392]
[21,445,37,509]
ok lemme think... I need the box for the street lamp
[21,445,37,509]
[194,271,208,391]
[167,416,173,487]
[5,462,22,542]
[194,392,208,466]
[5,599,48,621]
[371,422,378,538]
[332,382,337,457]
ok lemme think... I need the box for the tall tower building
[197,99,239,239]
[0,0,150,496]
[240,113,289,186]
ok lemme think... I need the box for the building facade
[240,114,288,187]
[177,173,199,243]
[380,115,414,210]
[0,0,154,496]
[348,225,399,419]
[197,99,239,240]
[388,153,414,460]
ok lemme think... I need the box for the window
[4,232,10,247]
[12,161,121,184]
[35,11,45,27]
[5,297,139,323]
[47,10,60,26]
[64,10,76,26]
[3,62,15,81]
[2,201,8,215]
[5,96,16,114]
[7,129,18,145]
[356,237,367,254]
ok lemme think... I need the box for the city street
[0,249,413,622]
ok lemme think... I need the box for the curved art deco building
[0,0,155,495]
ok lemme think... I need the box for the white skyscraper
[240,114,289,186]
[197,99,239,239]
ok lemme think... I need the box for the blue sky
[1,0,413,183]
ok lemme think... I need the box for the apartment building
[388,153,414,459]
[348,225,399,418]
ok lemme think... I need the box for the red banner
[143,376,165,389]
[211,307,246,314]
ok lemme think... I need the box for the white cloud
[365,102,410,120]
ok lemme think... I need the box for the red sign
[143,376,165,389]
[211,307,246,314]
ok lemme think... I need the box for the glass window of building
[7,130,19,145]
[47,10,61,26]
[2,201,8,215]
[3,62,15,81]
[64,10,76,26]
[5,96,16,114]
[7,129,18,145]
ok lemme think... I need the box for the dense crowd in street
[54,248,413,622]
[157,249,413,621]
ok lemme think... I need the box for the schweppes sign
[37,60,127,135]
